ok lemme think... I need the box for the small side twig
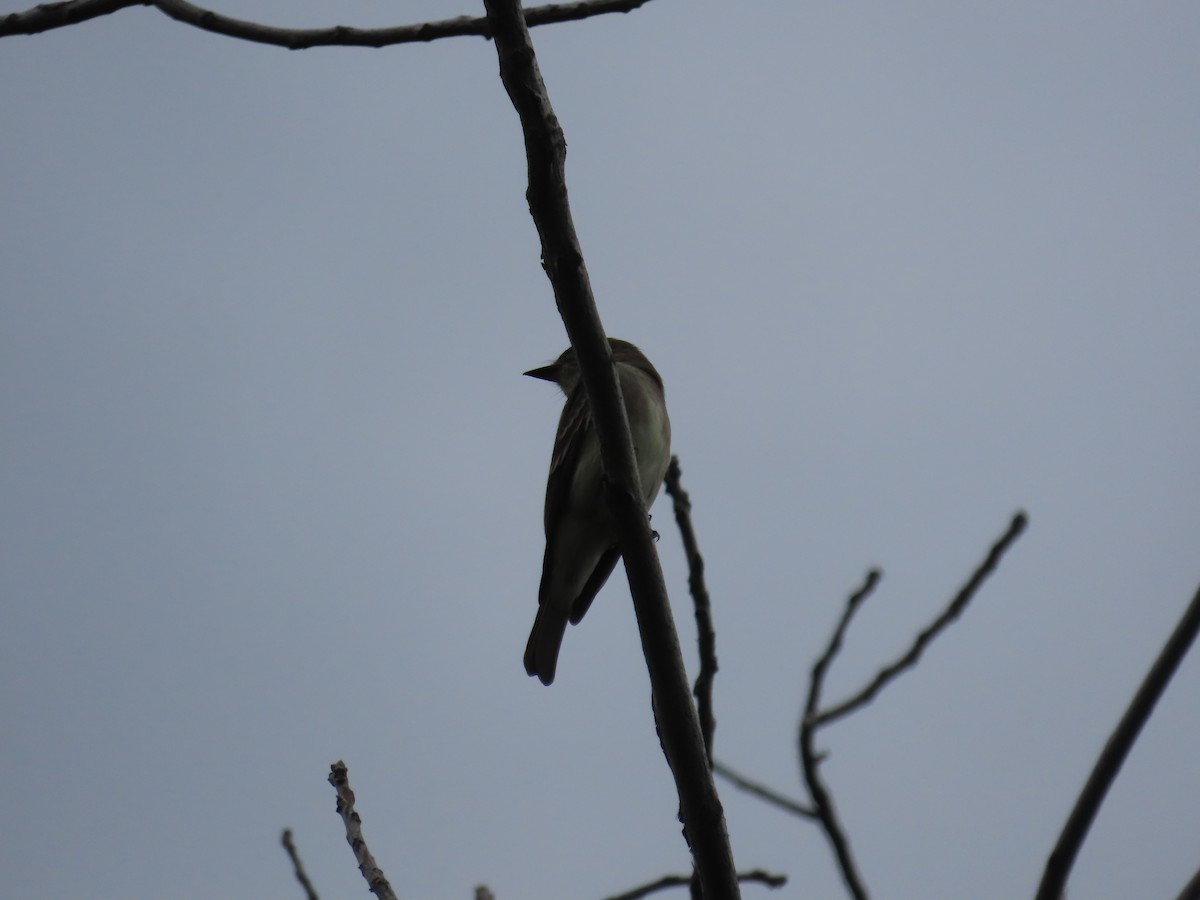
[1035,582,1200,900]
[604,869,787,900]
[664,456,718,761]
[712,759,817,820]
[280,829,321,900]
[328,761,397,900]
[814,511,1028,728]
[799,571,880,900]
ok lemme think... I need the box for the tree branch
[1,0,652,44]
[328,761,398,900]
[604,869,787,900]
[813,511,1028,728]
[280,828,321,900]
[481,1,738,896]
[1035,582,1200,900]
[664,456,718,761]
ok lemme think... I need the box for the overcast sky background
[2,2,1198,898]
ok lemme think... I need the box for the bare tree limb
[712,759,818,820]
[481,1,738,896]
[604,869,788,900]
[813,511,1028,728]
[1,0,652,44]
[664,456,718,761]
[1035,582,1200,900]
[799,571,879,900]
[328,761,398,900]
[280,829,321,900]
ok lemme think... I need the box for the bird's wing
[543,383,592,536]
[568,546,621,625]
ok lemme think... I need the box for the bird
[523,337,672,685]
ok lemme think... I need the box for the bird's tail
[524,602,569,686]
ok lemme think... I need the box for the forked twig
[814,512,1028,728]
[800,513,1028,899]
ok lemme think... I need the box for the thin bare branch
[605,869,787,900]
[814,511,1028,728]
[327,761,397,900]
[712,758,818,820]
[799,571,878,900]
[664,456,718,761]
[1,0,653,44]
[1036,582,1200,900]
[280,829,321,900]
[483,1,738,896]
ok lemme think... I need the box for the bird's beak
[523,363,560,382]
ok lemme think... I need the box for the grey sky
[2,2,1198,898]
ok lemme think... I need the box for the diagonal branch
[813,511,1028,729]
[2,0,653,44]
[481,1,738,897]
[1035,582,1200,900]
